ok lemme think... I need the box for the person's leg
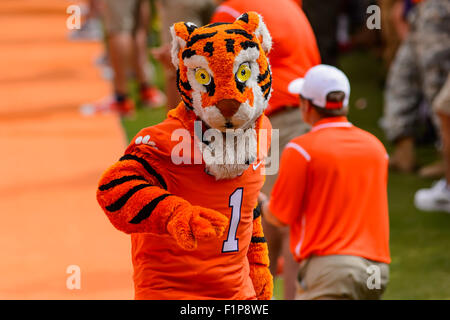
[383,35,421,172]
[131,0,166,108]
[415,74,450,212]
[296,255,389,300]
[132,0,151,86]
[103,0,137,114]
[302,0,339,66]
[281,229,300,300]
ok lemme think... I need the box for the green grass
[121,51,450,300]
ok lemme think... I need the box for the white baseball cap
[288,64,350,109]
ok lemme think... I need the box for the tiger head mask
[170,12,272,180]
[170,11,272,132]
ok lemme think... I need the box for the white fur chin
[199,128,257,180]
[205,163,250,180]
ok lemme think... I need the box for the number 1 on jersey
[222,188,243,253]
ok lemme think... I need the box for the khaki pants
[296,255,389,300]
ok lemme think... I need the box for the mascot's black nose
[216,99,241,119]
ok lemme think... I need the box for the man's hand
[151,43,173,69]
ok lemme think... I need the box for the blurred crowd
[69,0,450,299]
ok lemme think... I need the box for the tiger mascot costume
[97,12,273,300]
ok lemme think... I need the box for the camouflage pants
[383,0,450,142]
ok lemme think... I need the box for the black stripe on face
[235,76,245,93]
[203,42,214,56]
[225,29,253,40]
[119,154,167,189]
[182,49,196,59]
[205,22,231,28]
[105,184,152,212]
[240,40,258,50]
[128,194,172,224]
[225,38,235,53]
[251,236,267,243]
[176,68,192,91]
[186,31,218,47]
[262,72,272,100]
[99,175,146,191]
[238,13,249,23]
[205,77,216,96]
[257,69,269,83]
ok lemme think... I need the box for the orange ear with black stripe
[170,22,198,68]
[235,12,272,54]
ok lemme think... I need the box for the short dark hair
[310,91,348,117]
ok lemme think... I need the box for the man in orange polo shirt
[260,65,391,300]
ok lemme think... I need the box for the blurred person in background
[261,65,391,300]
[302,0,340,66]
[211,0,321,299]
[69,0,105,41]
[383,0,450,177]
[86,0,166,116]
[151,0,216,110]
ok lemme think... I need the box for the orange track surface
[0,0,134,299]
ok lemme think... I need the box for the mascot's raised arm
[97,12,274,300]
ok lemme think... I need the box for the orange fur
[247,215,273,299]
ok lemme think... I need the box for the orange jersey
[211,0,321,114]
[270,117,391,264]
[120,106,271,299]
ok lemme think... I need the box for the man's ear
[170,22,198,68]
[235,12,272,54]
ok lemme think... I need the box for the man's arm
[261,143,309,226]
[258,192,286,227]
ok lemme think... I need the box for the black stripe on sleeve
[119,154,168,190]
[251,236,266,243]
[105,183,152,212]
[253,206,261,220]
[99,175,147,191]
[128,194,172,224]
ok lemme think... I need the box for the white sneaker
[414,179,450,213]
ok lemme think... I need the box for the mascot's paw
[191,206,229,240]
[249,264,273,300]
[167,204,228,251]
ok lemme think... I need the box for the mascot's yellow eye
[195,68,211,85]
[236,63,251,82]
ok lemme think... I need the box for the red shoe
[140,86,166,108]
[80,96,135,118]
